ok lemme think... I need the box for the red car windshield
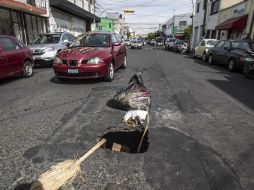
[71,34,110,47]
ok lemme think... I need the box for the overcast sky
[96,0,194,34]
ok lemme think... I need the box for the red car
[53,32,127,81]
[0,36,34,79]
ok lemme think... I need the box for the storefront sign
[233,3,246,17]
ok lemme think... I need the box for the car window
[232,42,251,50]
[32,34,61,44]
[207,40,216,45]
[62,34,69,42]
[215,41,224,49]
[200,41,205,46]
[115,34,122,42]
[222,41,230,49]
[0,37,18,51]
[112,34,118,43]
[67,34,75,42]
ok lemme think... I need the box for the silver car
[29,32,75,65]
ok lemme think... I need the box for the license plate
[68,69,79,74]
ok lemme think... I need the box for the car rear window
[207,40,216,45]
[176,40,184,44]
[232,42,252,50]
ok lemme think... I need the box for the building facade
[96,18,114,32]
[49,0,99,36]
[216,0,253,40]
[165,13,192,39]
[192,0,254,48]
[0,0,49,44]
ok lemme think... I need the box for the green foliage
[183,25,193,39]
[147,30,161,40]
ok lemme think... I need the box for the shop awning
[215,14,248,30]
[49,0,100,22]
[0,0,47,15]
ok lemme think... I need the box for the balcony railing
[15,0,47,9]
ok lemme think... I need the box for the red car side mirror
[113,42,121,47]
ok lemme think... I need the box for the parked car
[0,36,34,79]
[124,39,131,46]
[180,41,191,54]
[156,37,164,46]
[208,40,254,77]
[131,39,143,49]
[193,39,217,61]
[29,32,75,65]
[53,32,126,82]
[165,38,177,51]
[172,40,186,53]
[150,39,156,46]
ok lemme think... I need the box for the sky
[96,0,194,34]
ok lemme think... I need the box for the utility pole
[172,8,175,38]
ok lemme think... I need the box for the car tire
[105,62,114,82]
[228,59,236,72]
[22,61,34,78]
[192,50,196,58]
[202,53,207,62]
[121,55,127,69]
[243,62,254,79]
[208,54,214,65]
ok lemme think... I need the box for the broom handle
[77,138,106,165]
[137,114,150,153]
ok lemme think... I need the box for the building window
[179,21,187,27]
[210,0,220,15]
[197,2,200,13]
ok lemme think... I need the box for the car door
[198,40,205,57]
[112,33,121,68]
[0,37,23,76]
[213,41,225,63]
[115,33,125,65]
[220,41,231,65]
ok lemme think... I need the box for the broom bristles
[30,160,80,190]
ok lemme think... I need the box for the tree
[183,25,193,39]
[147,30,160,40]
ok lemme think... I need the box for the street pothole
[101,126,149,153]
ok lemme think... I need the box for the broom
[30,138,106,190]
[137,114,150,153]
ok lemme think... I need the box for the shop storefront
[0,1,49,44]
[216,1,251,40]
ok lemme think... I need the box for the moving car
[131,39,143,49]
[208,40,254,77]
[29,32,75,65]
[53,32,126,82]
[193,39,217,61]
[165,38,177,51]
[0,36,34,79]
[124,39,131,46]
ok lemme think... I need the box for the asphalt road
[1,46,254,190]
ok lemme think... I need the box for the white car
[165,38,177,51]
[193,39,218,61]
[131,39,143,49]
[124,39,131,46]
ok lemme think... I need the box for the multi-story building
[192,0,254,48]
[96,18,114,32]
[165,13,192,39]
[0,0,50,44]
[216,0,253,40]
[192,0,220,48]
[0,0,99,44]
[49,0,99,36]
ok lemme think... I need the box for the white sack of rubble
[123,110,148,123]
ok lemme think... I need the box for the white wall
[49,8,86,36]
[206,0,219,30]
[192,0,205,48]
